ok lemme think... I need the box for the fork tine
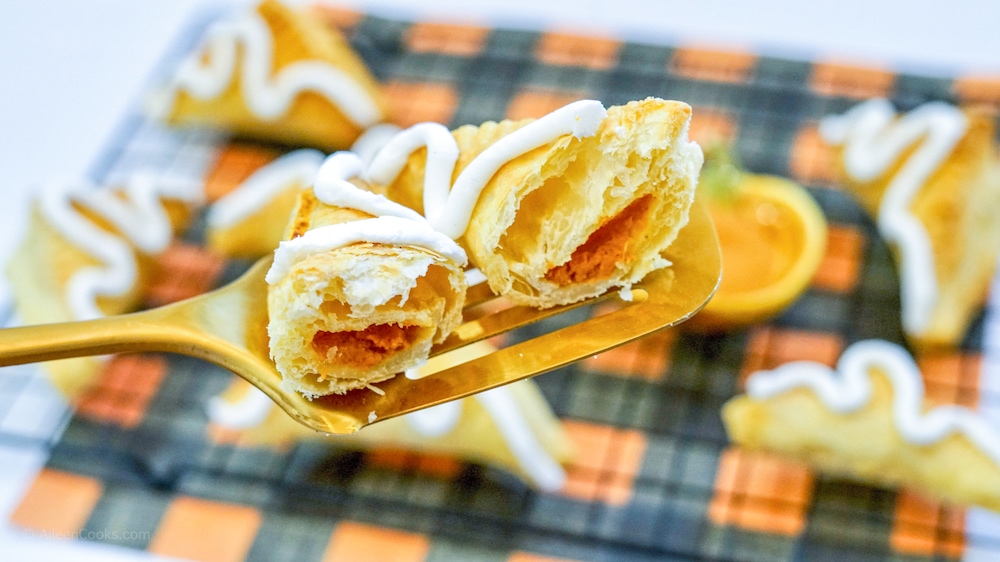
[311,194,720,430]
[436,293,617,354]
[313,266,703,425]
[463,280,498,307]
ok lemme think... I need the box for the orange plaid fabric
[810,60,896,99]
[507,89,590,120]
[671,46,757,84]
[203,144,281,203]
[75,355,167,428]
[143,243,226,307]
[811,225,865,293]
[384,81,459,127]
[558,420,647,505]
[322,521,430,562]
[148,496,262,562]
[890,490,965,558]
[708,447,815,536]
[739,327,844,386]
[406,22,489,56]
[536,32,621,70]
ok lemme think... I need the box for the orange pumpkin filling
[544,195,653,285]
[311,324,418,369]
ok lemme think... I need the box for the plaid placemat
[5,4,1000,561]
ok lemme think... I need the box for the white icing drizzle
[206,385,275,429]
[366,99,608,239]
[251,102,611,489]
[403,358,429,380]
[472,386,567,491]
[207,149,324,228]
[206,382,565,490]
[39,174,202,321]
[366,122,460,221]
[464,267,487,287]
[266,217,468,284]
[746,339,1000,466]
[151,8,382,127]
[312,152,428,223]
[266,151,468,285]
[350,123,403,168]
[819,99,968,334]
[405,400,462,437]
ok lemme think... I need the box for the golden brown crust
[206,181,304,259]
[5,190,197,398]
[830,107,1000,348]
[161,0,388,151]
[723,369,1000,511]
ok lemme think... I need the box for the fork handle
[0,310,173,366]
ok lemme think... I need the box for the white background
[1,0,998,559]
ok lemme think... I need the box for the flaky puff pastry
[147,0,388,151]
[723,340,1000,512]
[266,172,467,397]
[821,99,1000,349]
[208,341,574,490]
[375,98,702,308]
[5,177,200,398]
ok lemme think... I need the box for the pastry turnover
[266,152,468,397]
[208,340,574,491]
[206,149,324,259]
[366,97,703,308]
[5,175,201,397]
[204,126,406,260]
[820,98,1000,348]
[723,340,1000,512]
[147,0,388,151]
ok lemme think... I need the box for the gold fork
[0,196,720,434]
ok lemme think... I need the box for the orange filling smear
[545,195,653,285]
[311,323,418,370]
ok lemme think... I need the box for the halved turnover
[266,153,468,397]
[6,175,201,397]
[820,98,1000,348]
[367,97,703,308]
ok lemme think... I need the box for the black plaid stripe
[81,484,170,550]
